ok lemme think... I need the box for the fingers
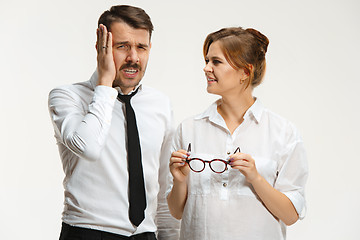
[228,153,260,183]
[170,150,188,164]
[228,153,254,169]
[230,160,251,170]
[96,28,100,54]
[107,32,112,53]
[172,149,189,158]
[96,24,110,54]
[100,24,107,51]
[96,24,117,86]
[169,149,191,180]
[228,152,251,162]
[170,149,189,167]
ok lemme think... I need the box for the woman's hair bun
[246,28,269,53]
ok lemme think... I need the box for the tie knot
[117,88,139,104]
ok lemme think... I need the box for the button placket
[220,133,236,200]
[220,150,229,200]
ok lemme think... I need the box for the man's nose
[126,48,139,63]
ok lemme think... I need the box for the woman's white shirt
[168,99,308,240]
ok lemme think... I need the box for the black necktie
[118,88,146,227]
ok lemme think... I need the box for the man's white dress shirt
[169,99,308,240]
[48,71,179,239]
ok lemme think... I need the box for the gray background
[1,0,359,239]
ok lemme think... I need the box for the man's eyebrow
[114,41,130,46]
[138,43,149,48]
[113,41,149,48]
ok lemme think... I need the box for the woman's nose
[203,63,212,73]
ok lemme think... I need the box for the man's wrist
[97,79,113,87]
[94,85,118,100]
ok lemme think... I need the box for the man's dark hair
[98,5,154,39]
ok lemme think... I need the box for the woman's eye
[213,60,221,65]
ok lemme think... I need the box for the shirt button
[227,151,231,155]
[223,183,227,187]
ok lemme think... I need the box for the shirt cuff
[283,190,306,220]
[88,85,118,146]
[93,85,118,101]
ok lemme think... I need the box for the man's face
[110,22,151,94]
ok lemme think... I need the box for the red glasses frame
[185,143,241,173]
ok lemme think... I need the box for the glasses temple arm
[233,147,241,154]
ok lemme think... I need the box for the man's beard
[112,74,142,89]
[112,61,149,89]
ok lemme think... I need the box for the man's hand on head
[96,24,116,87]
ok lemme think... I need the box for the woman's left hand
[228,153,260,184]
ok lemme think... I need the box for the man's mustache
[120,63,141,70]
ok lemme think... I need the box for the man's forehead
[110,22,150,44]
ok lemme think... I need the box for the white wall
[1,0,359,239]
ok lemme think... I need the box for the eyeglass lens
[188,159,205,172]
[209,160,227,173]
[186,143,240,173]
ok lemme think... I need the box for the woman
[167,27,308,240]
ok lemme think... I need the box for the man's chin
[113,79,141,91]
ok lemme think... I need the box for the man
[48,5,179,240]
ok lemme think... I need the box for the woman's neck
[217,90,255,134]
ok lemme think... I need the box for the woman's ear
[239,66,249,83]
[244,64,253,76]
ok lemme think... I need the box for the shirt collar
[90,69,143,95]
[244,98,264,123]
[115,84,142,95]
[195,97,264,124]
[194,99,220,122]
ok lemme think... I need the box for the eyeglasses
[185,143,241,173]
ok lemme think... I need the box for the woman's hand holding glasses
[228,152,260,184]
[169,149,191,183]
[169,143,260,184]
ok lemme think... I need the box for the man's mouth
[124,69,138,74]
[122,68,139,78]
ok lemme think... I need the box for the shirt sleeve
[274,124,309,219]
[48,85,118,161]
[155,102,181,240]
[165,123,183,200]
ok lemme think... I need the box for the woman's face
[203,41,248,96]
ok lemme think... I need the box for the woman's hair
[203,27,269,88]
[98,5,154,39]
